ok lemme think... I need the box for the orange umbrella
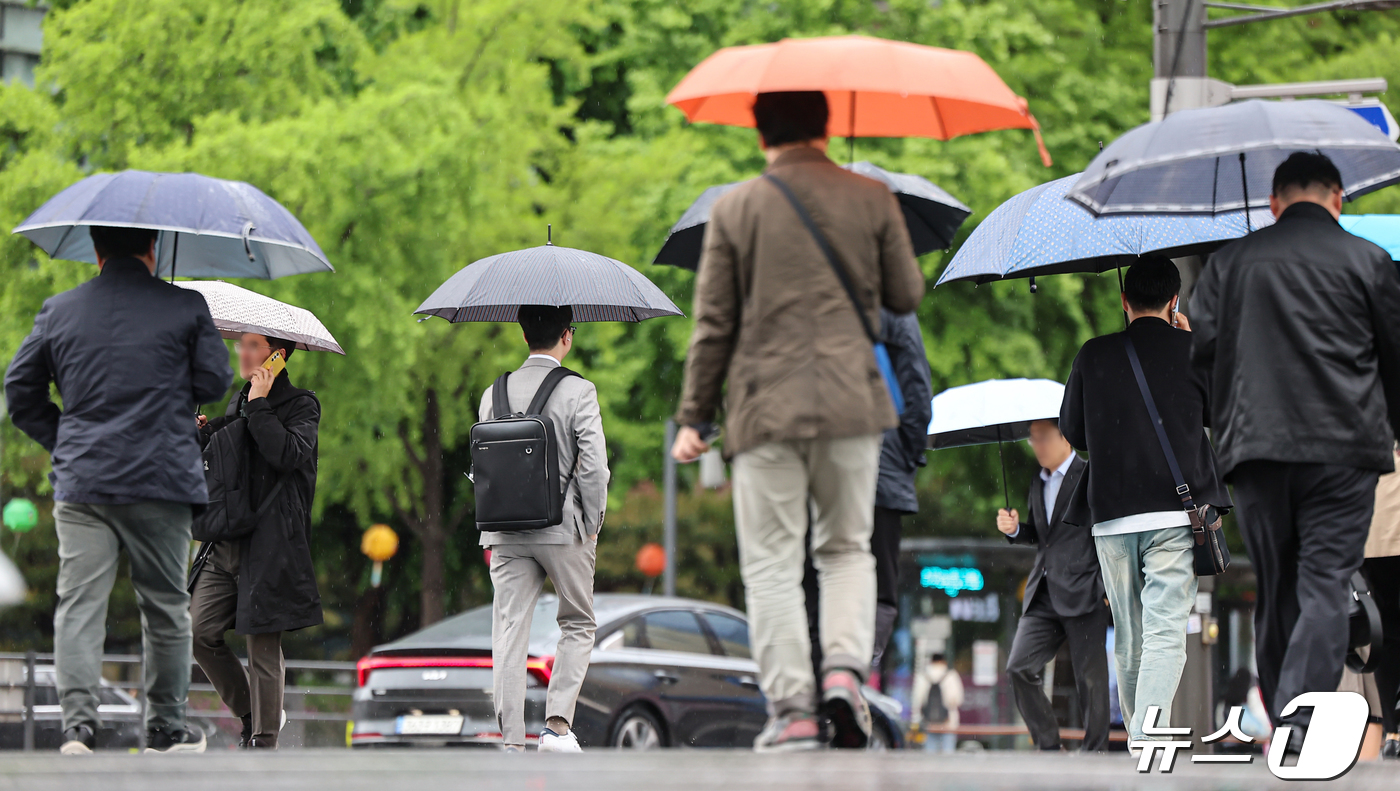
[666,35,1051,166]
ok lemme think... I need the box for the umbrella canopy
[415,243,684,323]
[936,174,1274,286]
[666,35,1051,166]
[175,281,344,355]
[1341,214,1400,260]
[13,170,332,279]
[1067,100,1400,216]
[654,161,972,270]
[927,378,1065,449]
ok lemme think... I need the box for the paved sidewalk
[0,749,1391,791]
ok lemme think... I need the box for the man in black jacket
[803,309,932,684]
[4,226,232,754]
[1060,256,1230,742]
[997,420,1108,752]
[1192,152,1400,738]
[189,333,322,750]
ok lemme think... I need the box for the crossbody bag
[1122,335,1230,576]
[763,174,906,415]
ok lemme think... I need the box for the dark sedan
[351,594,903,750]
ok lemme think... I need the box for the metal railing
[0,651,356,750]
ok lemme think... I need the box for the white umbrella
[176,281,344,355]
[927,378,1066,508]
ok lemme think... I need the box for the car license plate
[396,714,465,735]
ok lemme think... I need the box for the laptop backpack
[470,366,580,531]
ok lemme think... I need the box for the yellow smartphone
[262,350,286,378]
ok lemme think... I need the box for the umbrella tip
[1098,140,1104,152]
[547,224,552,246]
[1029,276,1037,294]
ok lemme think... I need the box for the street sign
[1336,99,1399,141]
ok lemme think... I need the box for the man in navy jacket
[5,226,232,754]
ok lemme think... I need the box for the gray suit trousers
[489,539,597,746]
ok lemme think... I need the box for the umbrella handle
[242,222,256,261]
[997,438,1010,512]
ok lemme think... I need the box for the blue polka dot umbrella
[935,173,1273,288]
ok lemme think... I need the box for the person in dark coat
[802,309,932,683]
[189,332,322,749]
[1191,152,1400,743]
[997,419,1108,752]
[4,226,232,754]
[1060,255,1230,742]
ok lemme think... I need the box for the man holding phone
[189,333,322,749]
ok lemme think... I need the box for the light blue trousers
[1094,527,1197,741]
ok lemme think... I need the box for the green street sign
[3,499,38,533]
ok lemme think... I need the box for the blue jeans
[1094,527,1197,741]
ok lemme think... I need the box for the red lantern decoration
[635,543,666,578]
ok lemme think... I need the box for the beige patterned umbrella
[176,281,344,354]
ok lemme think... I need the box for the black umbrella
[654,162,971,270]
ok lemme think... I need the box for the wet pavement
[0,748,1392,791]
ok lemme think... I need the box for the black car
[351,594,904,750]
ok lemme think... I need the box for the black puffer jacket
[1192,202,1400,477]
[193,372,322,634]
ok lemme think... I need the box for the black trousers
[805,506,904,677]
[1362,555,1400,733]
[1005,591,1110,752]
[1232,461,1378,728]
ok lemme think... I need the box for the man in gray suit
[478,305,608,753]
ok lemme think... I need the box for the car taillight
[527,655,554,685]
[355,655,494,687]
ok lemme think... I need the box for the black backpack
[921,669,951,725]
[191,417,286,543]
[470,366,580,532]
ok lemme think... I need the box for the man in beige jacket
[672,91,924,751]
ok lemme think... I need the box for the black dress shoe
[1381,736,1399,760]
[60,724,96,755]
[239,713,253,749]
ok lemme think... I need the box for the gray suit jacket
[477,356,609,546]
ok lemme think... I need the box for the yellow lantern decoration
[361,524,399,587]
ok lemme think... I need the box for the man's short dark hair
[518,305,573,351]
[265,335,295,361]
[89,226,158,260]
[1123,255,1181,313]
[752,91,829,148]
[1272,152,1343,197]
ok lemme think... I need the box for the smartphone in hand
[262,350,286,378]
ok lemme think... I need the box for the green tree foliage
[1,0,1397,654]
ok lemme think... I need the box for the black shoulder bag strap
[526,366,581,416]
[1122,335,1197,512]
[763,174,879,346]
[491,372,513,419]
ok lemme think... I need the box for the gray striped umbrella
[414,242,683,323]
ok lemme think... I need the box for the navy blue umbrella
[1068,100,1400,217]
[936,173,1274,287]
[13,170,332,279]
[415,235,683,323]
[654,161,971,270]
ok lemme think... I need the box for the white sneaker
[537,727,582,753]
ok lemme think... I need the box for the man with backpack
[477,305,608,753]
[189,332,322,750]
[911,653,963,753]
[5,226,232,754]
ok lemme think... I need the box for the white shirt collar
[526,354,560,366]
[1039,453,1074,482]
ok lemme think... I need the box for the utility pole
[662,420,677,597]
